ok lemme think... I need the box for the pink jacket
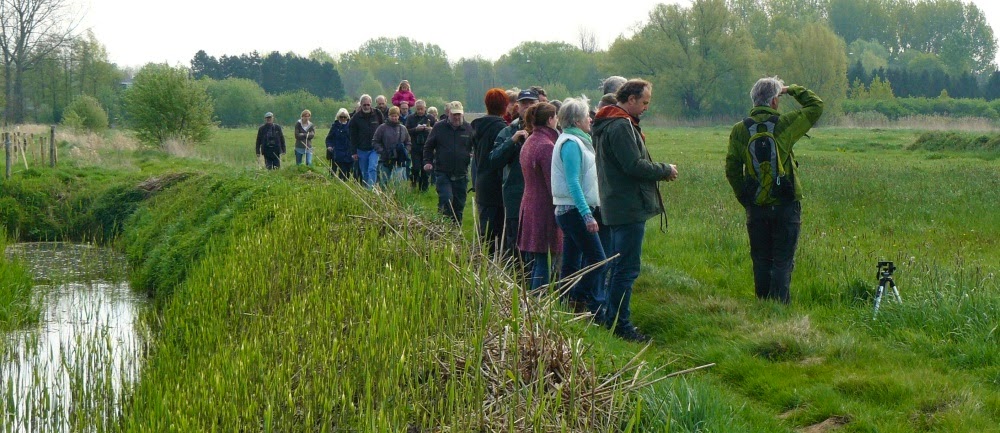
[392,90,416,108]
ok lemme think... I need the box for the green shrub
[123,64,215,144]
[62,95,109,132]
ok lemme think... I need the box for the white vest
[551,133,600,207]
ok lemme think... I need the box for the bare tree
[0,0,79,124]
[578,26,598,54]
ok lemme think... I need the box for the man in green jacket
[593,79,678,342]
[725,77,823,304]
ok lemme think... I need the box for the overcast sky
[75,0,1000,69]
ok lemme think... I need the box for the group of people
[255,74,824,343]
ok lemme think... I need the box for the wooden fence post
[4,133,10,179]
[50,125,56,167]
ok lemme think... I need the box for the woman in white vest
[551,96,607,322]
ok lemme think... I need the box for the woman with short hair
[551,97,606,319]
[325,108,353,179]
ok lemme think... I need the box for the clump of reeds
[345,178,706,431]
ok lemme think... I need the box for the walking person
[255,111,285,170]
[518,102,562,292]
[423,101,474,224]
[373,106,411,188]
[294,109,316,166]
[349,94,385,188]
[593,79,678,342]
[725,77,823,304]
[326,108,354,180]
[552,97,607,319]
[471,88,510,255]
[406,100,435,192]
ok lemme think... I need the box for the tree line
[2,0,999,130]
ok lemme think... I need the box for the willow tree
[609,0,758,117]
[772,23,849,115]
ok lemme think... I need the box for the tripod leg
[889,280,901,304]
[873,280,886,320]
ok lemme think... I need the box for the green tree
[455,57,495,112]
[896,0,996,75]
[773,23,849,115]
[61,94,108,131]
[868,76,894,100]
[495,42,599,96]
[204,78,267,127]
[829,0,895,50]
[123,64,214,144]
[609,0,757,117]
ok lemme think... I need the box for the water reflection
[2,243,149,432]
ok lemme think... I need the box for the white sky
[75,0,1000,69]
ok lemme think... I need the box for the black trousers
[746,201,801,304]
[476,204,505,255]
[262,148,281,170]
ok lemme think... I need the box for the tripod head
[876,261,896,279]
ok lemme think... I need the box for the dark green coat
[592,106,674,226]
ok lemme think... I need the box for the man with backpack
[256,112,286,170]
[726,77,824,304]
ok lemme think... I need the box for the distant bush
[909,131,1000,152]
[843,97,999,120]
[62,95,109,132]
[123,64,215,144]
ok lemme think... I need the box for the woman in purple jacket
[518,102,562,291]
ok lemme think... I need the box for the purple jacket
[517,126,562,254]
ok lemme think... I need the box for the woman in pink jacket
[392,80,417,111]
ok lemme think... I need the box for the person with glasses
[325,108,354,180]
[294,109,316,166]
[349,94,386,188]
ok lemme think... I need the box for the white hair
[751,76,784,106]
[557,96,591,129]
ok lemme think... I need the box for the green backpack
[742,115,792,205]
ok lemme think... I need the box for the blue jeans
[557,209,608,317]
[357,150,379,188]
[606,222,645,330]
[434,172,467,224]
[528,252,553,292]
[295,148,313,165]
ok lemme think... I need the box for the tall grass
[0,232,38,331]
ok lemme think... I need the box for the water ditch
[2,242,150,432]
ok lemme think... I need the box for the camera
[876,261,895,278]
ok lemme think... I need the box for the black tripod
[873,261,902,319]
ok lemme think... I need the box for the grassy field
[1,124,998,431]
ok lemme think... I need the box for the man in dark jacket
[349,94,385,188]
[489,88,539,259]
[471,88,510,254]
[593,79,677,342]
[405,100,435,192]
[725,77,823,304]
[423,101,473,224]
[255,112,286,170]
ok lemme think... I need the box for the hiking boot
[614,326,651,343]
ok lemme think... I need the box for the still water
[2,243,150,432]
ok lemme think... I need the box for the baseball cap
[264,112,274,118]
[517,89,539,102]
[447,101,464,115]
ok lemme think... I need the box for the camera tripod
[873,261,902,319]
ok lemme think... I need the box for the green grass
[0,233,39,332]
[1,124,998,431]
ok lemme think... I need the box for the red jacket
[392,90,416,108]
